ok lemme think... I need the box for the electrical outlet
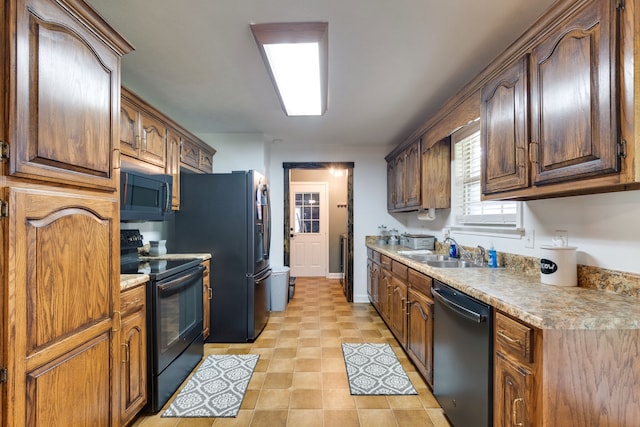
[554,229,569,246]
[524,229,535,248]
[442,228,450,239]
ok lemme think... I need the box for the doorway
[283,162,354,301]
[290,182,328,277]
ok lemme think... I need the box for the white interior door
[290,182,328,277]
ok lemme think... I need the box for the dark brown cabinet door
[482,57,530,194]
[379,268,392,324]
[407,289,434,387]
[530,0,619,186]
[386,161,396,210]
[390,277,407,347]
[494,351,533,427]
[9,0,126,191]
[394,154,406,209]
[404,143,421,208]
[422,136,451,209]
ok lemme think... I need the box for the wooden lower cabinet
[119,285,147,426]
[368,250,434,389]
[4,185,120,427]
[366,259,380,309]
[389,277,407,346]
[407,288,434,387]
[494,351,533,427]
[202,260,211,340]
[378,267,392,324]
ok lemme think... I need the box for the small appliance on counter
[402,234,436,250]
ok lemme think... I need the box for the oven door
[153,265,204,374]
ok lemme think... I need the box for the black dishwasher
[432,280,492,427]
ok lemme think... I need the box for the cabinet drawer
[380,254,392,269]
[121,285,146,316]
[408,269,432,296]
[495,312,533,363]
[392,260,408,280]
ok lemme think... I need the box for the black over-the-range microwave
[120,170,173,221]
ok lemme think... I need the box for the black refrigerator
[170,170,271,342]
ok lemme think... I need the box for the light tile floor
[132,277,451,427]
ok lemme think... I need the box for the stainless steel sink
[404,253,451,262]
[401,252,490,268]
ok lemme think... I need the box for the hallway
[133,277,449,426]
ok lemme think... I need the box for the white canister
[149,240,167,256]
[540,245,577,287]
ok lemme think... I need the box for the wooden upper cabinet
[422,136,451,209]
[386,138,421,212]
[404,143,421,207]
[481,57,529,195]
[120,90,167,169]
[180,134,216,173]
[8,0,132,192]
[120,99,140,159]
[530,0,619,186]
[139,112,167,168]
[386,161,396,210]
[166,129,181,210]
[394,154,406,209]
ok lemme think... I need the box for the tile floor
[132,277,451,427]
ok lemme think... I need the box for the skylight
[251,22,328,117]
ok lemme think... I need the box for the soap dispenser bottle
[487,243,498,268]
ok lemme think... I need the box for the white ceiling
[88,0,556,151]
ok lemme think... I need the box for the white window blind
[453,121,518,226]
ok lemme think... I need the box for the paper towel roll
[540,245,577,287]
[417,208,436,221]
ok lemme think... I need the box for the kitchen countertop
[120,253,212,291]
[367,242,640,330]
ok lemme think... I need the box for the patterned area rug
[162,354,259,418]
[342,343,417,395]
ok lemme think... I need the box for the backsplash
[366,236,640,299]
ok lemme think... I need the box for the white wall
[268,141,395,303]
[397,189,640,275]
[196,133,268,174]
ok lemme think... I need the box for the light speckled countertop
[120,253,211,291]
[368,242,640,330]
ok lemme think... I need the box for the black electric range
[120,229,205,413]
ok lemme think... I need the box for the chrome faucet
[474,245,486,266]
[443,237,472,260]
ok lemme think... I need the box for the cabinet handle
[517,146,526,169]
[134,135,141,150]
[122,343,130,363]
[528,142,538,164]
[208,287,213,300]
[512,397,524,426]
[497,330,521,345]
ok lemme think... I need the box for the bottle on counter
[449,242,458,258]
[487,243,498,268]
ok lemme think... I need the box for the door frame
[283,162,354,301]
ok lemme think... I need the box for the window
[294,192,321,233]
[452,121,520,228]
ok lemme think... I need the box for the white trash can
[270,266,290,311]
